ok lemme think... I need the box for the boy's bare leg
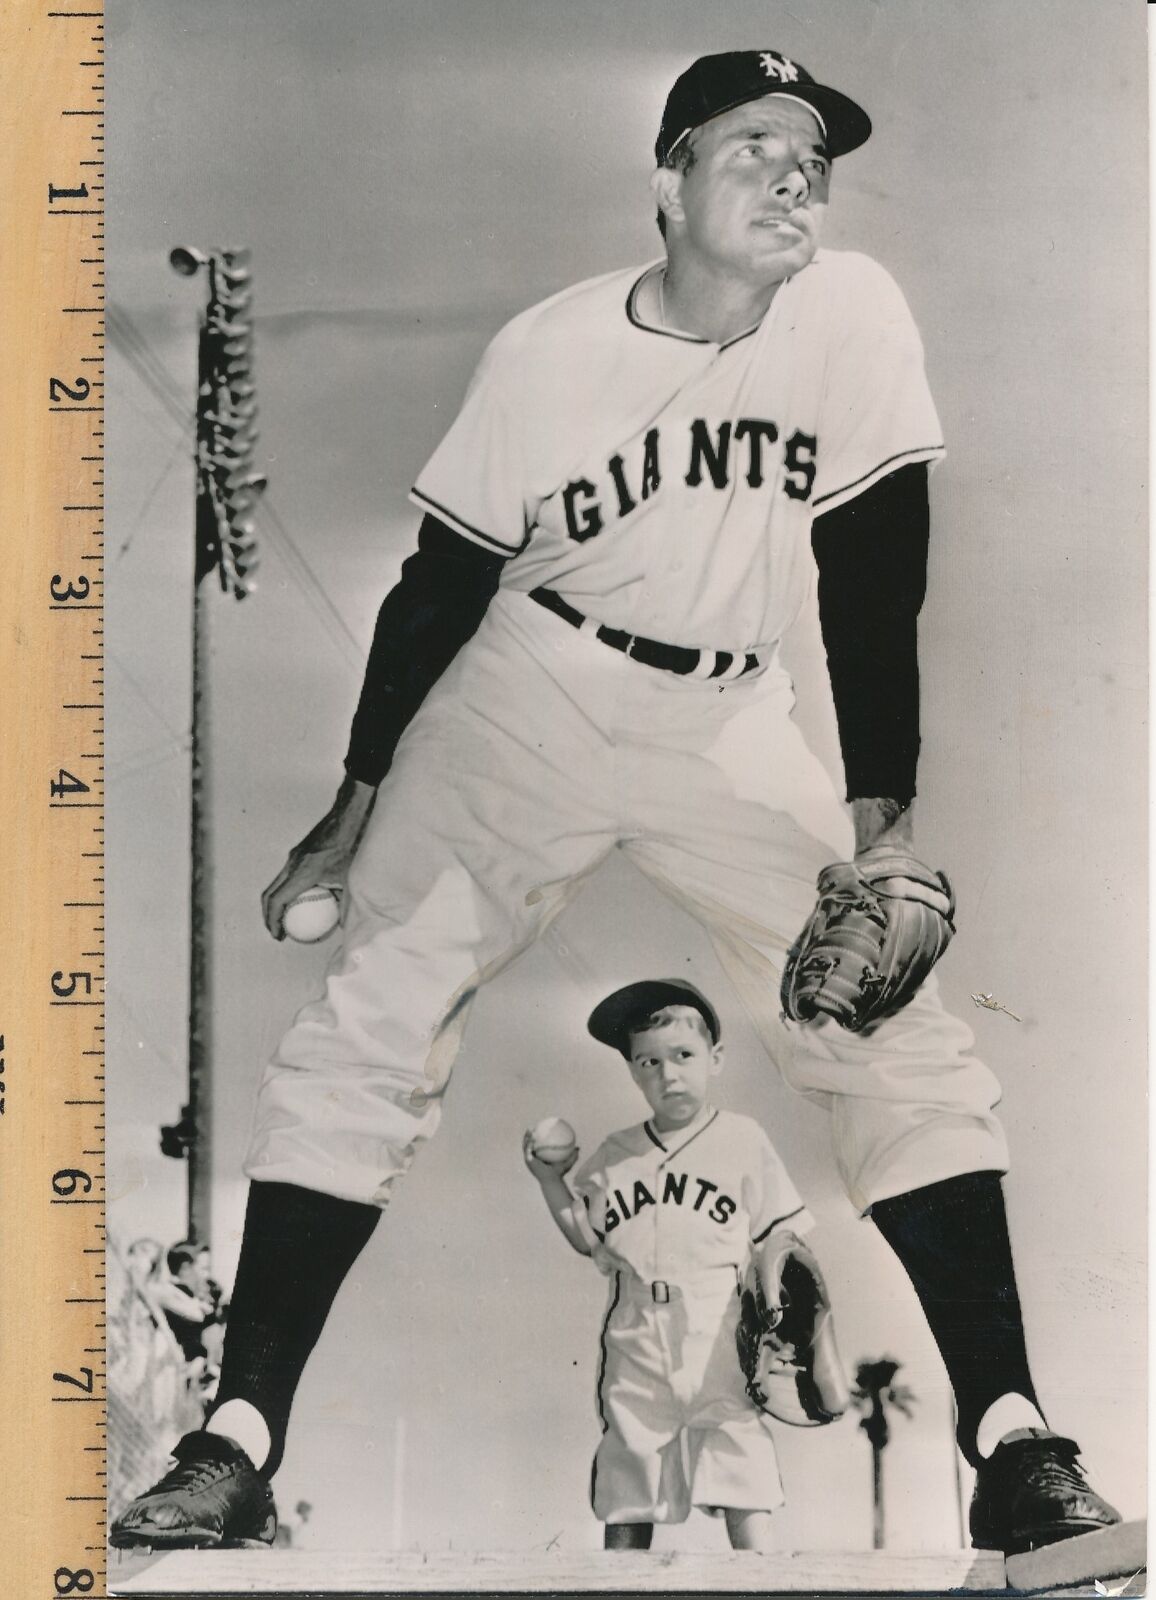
[725,1508,774,1551]
[604,1521,654,1550]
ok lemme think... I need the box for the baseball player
[112,50,1120,1555]
[524,979,842,1552]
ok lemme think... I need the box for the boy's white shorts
[592,1271,783,1524]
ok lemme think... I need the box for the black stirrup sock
[208,1180,381,1477]
[871,1171,1042,1467]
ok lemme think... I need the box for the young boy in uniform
[524,978,834,1553]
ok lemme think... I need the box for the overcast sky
[107,0,1146,1568]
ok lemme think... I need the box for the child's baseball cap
[588,979,720,1060]
[656,51,872,165]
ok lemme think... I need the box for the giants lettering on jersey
[561,419,817,543]
[598,1168,739,1231]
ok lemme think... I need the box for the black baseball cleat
[969,1428,1121,1555]
[109,1431,277,1549]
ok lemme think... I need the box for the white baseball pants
[245,588,1007,1213]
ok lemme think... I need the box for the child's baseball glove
[736,1239,850,1426]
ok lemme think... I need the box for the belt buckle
[652,1280,671,1304]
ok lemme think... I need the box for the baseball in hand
[528,1116,577,1165]
[282,886,341,943]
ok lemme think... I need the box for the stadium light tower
[163,244,265,1251]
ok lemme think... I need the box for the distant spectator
[154,1241,223,1370]
[273,1500,313,1549]
[113,1236,173,1396]
[124,1237,166,1319]
[126,1236,163,1277]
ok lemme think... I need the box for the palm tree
[851,1356,918,1549]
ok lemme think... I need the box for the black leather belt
[529,587,762,680]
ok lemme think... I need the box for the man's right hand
[261,773,377,940]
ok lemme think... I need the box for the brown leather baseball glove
[736,1238,849,1426]
[780,846,956,1033]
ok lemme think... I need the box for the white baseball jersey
[411,249,944,652]
[573,1106,812,1283]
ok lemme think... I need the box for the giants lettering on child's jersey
[597,1168,739,1231]
[561,420,818,542]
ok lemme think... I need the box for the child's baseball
[283,886,341,943]
[529,1116,577,1165]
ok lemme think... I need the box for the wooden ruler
[0,1,107,1594]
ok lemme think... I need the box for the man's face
[657,96,830,286]
[628,1006,722,1131]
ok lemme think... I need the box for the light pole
[161,244,264,1251]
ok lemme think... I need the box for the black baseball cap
[588,979,721,1060]
[656,51,871,165]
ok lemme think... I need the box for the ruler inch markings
[0,2,108,1590]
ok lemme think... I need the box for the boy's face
[627,1006,723,1131]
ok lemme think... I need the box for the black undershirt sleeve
[343,515,506,786]
[810,463,930,804]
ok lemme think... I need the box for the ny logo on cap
[759,52,800,83]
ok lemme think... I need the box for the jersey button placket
[652,1152,671,1286]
